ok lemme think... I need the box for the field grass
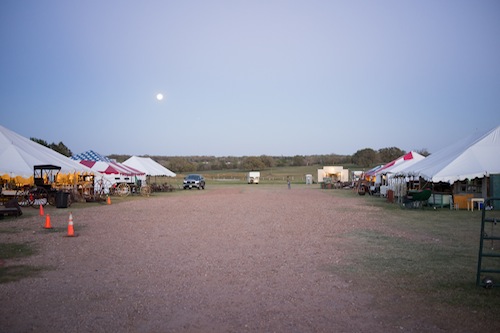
[323,189,500,312]
[167,164,358,186]
[0,242,37,259]
[0,242,47,283]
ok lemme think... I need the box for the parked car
[183,174,205,190]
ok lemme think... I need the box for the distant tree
[184,163,197,173]
[259,155,275,168]
[306,154,350,166]
[292,155,305,166]
[336,155,352,165]
[378,147,405,164]
[222,157,239,170]
[49,141,72,157]
[108,154,131,163]
[415,148,430,157]
[214,159,229,170]
[155,158,171,170]
[168,157,196,173]
[30,138,73,157]
[303,155,315,166]
[352,148,378,167]
[196,161,211,171]
[276,156,293,167]
[242,156,266,170]
[30,137,49,147]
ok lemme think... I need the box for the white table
[468,198,485,211]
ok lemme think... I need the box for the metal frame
[476,197,500,288]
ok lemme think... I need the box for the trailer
[247,171,260,184]
[317,166,349,183]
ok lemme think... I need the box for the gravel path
[0,186,495,332]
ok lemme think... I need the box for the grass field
[164,164,361,186]
[323,189,500,313]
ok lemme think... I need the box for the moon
[156,93,164,101]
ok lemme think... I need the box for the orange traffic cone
[44,214,52,229]
[67,212,75,237]
[107,196,111,205]
[39,204,45,216]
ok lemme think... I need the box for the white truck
[247,171,260,184]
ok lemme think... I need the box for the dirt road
[0,186,496,332]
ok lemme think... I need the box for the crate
[453,194,474,210]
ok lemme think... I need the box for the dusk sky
[1,1,499,157]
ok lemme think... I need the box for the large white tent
[397,125,500,184]
[0,124,93,179]
[123,156,176,177]
[376,152,426,175]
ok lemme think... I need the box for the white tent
[367,151,425,180]
[377,152,426,175]
[123,156,176,177]
[0,124,93,178]
[397,125,500,184]
[363,152,425,187]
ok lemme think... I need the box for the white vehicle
[247,171,260,184]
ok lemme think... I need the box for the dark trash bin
[56,191,70,208]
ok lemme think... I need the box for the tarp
[123,156,176,177]
[397,125,500,183]
[0,124,93,179]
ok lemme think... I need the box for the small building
[317,166,349,183]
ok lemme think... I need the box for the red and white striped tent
[80,160,145,178]
[72,150,146,186]
[364,151,426,184]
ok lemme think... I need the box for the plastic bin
[56,191,69,208]
[387,190,394,203]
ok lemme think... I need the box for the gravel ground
[0,186,497,332]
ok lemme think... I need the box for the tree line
[30,137,429,174]
[30,138,73,157]
[109,147,430,173]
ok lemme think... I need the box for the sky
[1,0,499,157]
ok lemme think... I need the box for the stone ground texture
[0,186,498,332]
